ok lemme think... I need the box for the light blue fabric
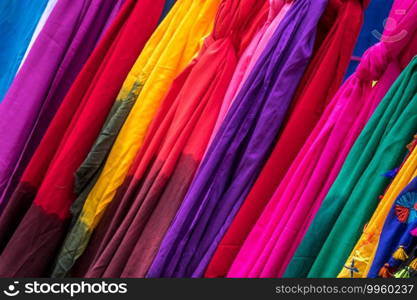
[0,0,48,102]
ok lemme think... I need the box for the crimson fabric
[147,0,327,278]
[0,0,123,213]
[72,0,268,278]
[205,0,366,278]
[0,0,165,277]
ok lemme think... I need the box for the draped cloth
[344,0,393,77]
[288,50,417,279]
[339,130,417,277]
[0,0,124,214]
[285,1,416,277]
[0,0,165,277]
[367,173,417,277]
[147,0,328,278]
[339,138,417,278]
[65,0,268,278]
[208,0,291,144]
[51,0,220,278]
[17,0,59,71]
[207,0,367,278]
[0,0,48,101]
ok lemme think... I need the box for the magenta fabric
[209,0,291,144]
[229,0,417,278]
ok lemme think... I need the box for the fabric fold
[0,0,124,213]
[51,0,220,278]
[147,0,328,278]
[207,0,366,278]
[0,0,165,277]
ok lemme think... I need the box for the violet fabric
[147,0,327,278]
[0,0,124,211]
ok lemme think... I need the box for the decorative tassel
[411,227,417,237]
[393,245,409,261]
[383,168,399,179]
[409,258,417,270]
[378,264,392,278]
[406,135,417,151]
[394,267,411,278]
[395,205,409,223]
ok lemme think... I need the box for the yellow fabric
[338,144,417,278]
[80,0,220,229]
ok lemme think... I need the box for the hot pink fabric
[228,0,417,278]
[209,0,292,144]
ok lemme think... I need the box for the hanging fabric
[17,0,59,72]
[295,55,417,278]
[51,0,220,278]
[64,0,268,278]
[0,0,49,101]
[207,0,367,278]
[147,0,328,278]
[339,133,417,277]
[207,0,291,145]
[0,0,124,214]
[286,0,417,278]
[0,0,166,277]
[344,0,394,78]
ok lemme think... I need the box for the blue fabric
[344,0,394,79]
[368,176,417,277]
[0,0,48,102]
[159,0,175,23]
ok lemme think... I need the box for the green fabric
[285,57,417,278]
[52,82,141,278]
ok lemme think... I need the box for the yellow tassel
[409,258,417,270]
[378,264,391,278]
[394,267,410,278]
[392,245,409,261]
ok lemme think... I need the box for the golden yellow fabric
[80,0,220,229]
[338,142,417,278]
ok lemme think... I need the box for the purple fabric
[0,0,123,210]
[147,0,328,278]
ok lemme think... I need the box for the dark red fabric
[0,0,165,277]
[205,0,367,278]
[72,0,269,278]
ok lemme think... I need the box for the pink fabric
[209,0,291,144]
[228,0,417,278]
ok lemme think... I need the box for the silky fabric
[0,0,48,101]
[51,0,220,277]
[286,0,417,278]
[208,0,291,144]
[368,176,417,277]
[340,140,417,278]
[0,0,165,277]
[147,0,328,278]
[295,55,417,278]
[68,0,267,278]
[0,0,143,253]
[0,0,124,213]
[207,0,366,278]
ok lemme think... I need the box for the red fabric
[73,0,269,278]
[205,0,367,278]
[0,0,165,277]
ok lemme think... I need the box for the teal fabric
[285,57,417,278]
[0,0,48,101]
